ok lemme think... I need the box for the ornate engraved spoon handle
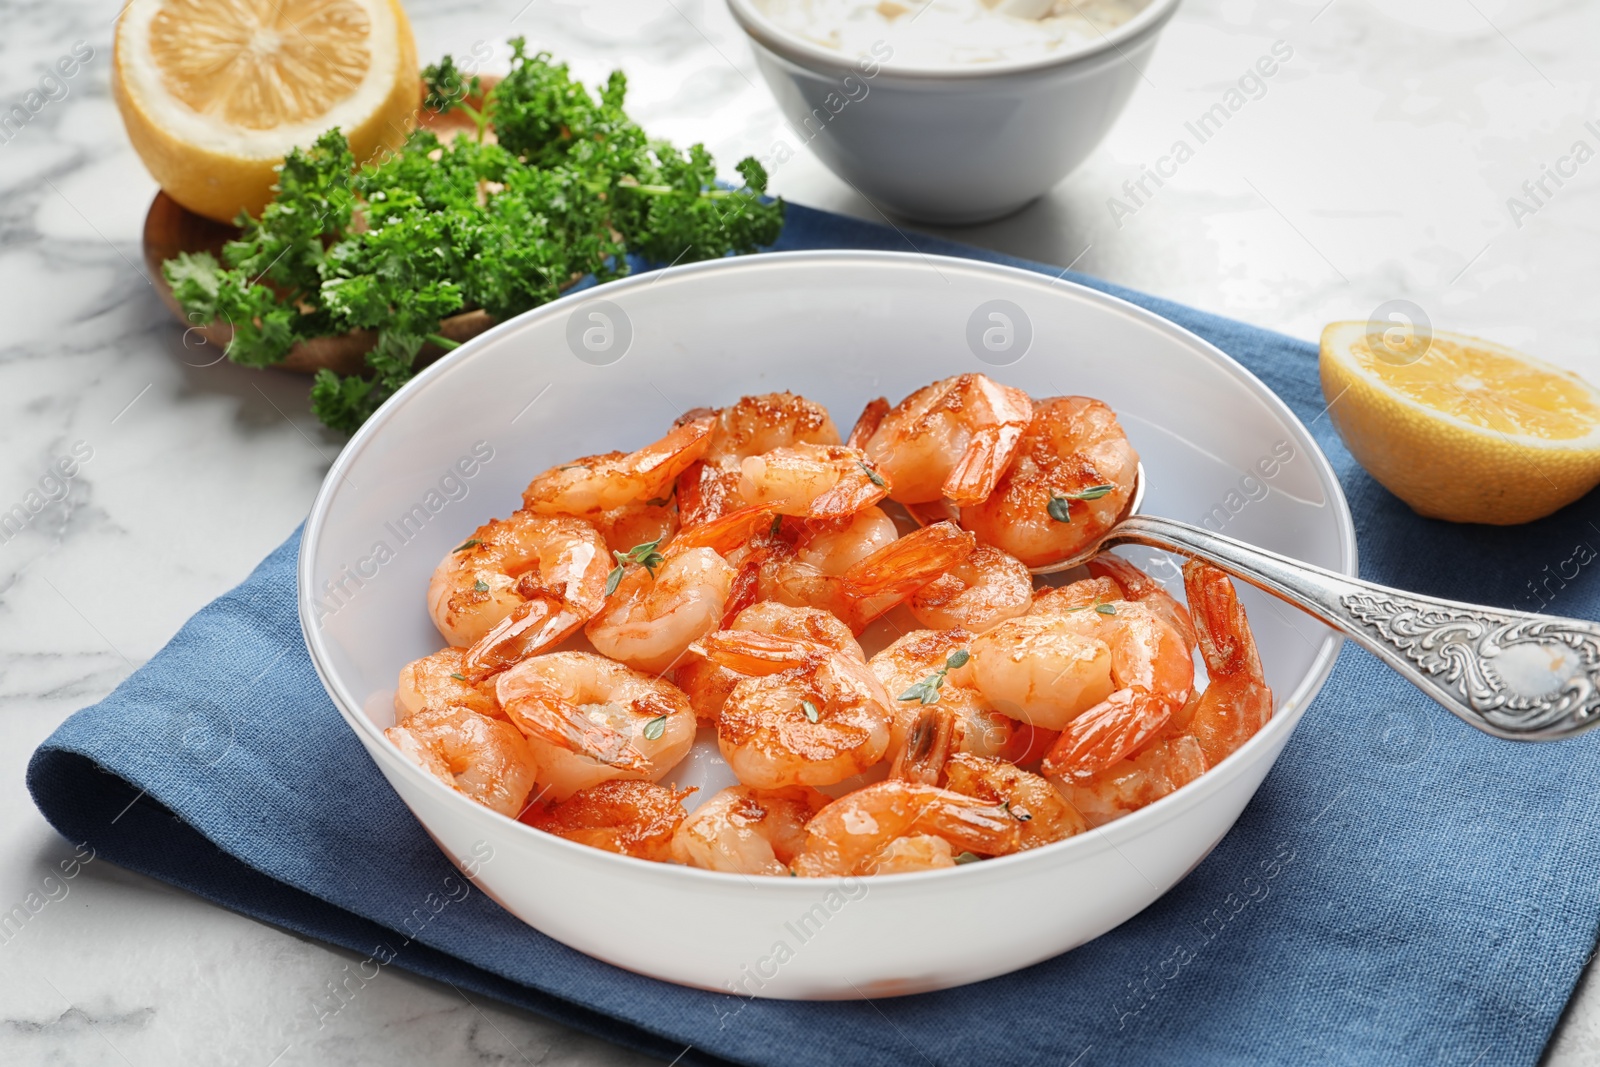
[1105,514,1600,741]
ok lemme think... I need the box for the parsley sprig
[164,39,783,434]
[606,537,665,596]
[896,649,970,705]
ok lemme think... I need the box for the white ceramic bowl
[725,0,1182,223]
[299,251,1354,999]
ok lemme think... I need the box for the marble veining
[2,0,1598,1063]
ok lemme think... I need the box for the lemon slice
[1319,321,1600,525]
[114,0,418,222]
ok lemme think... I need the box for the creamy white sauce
[757,0,1152,68]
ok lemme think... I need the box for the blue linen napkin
[29,202,1600,1067]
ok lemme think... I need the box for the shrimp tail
[636,414,715,481]
[806,466,891,519]
[721,556,763,629]
[942,423,1026,507]
[846,397,890,449]
[891,705,955,786]
[463,598,585,680]
[671,502,780,555]
[914,795,1021,856]
[675,460,732,529]
[841,521,977,599]
[1041,688,1174,780]
[692,631,821,676]
[1182,559,1262,680]
[505,696,652,773]
[1182,559,1272,764]
[940,377,1034,506]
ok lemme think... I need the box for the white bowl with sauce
[299,250,1353,999]
[727,0,1183,223]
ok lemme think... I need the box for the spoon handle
[1107,514,1600,741]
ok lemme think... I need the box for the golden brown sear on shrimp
[522,780,696,863]
[961,396,1140,569]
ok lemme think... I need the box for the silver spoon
[940,465,1600,742]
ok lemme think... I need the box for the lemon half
[1320,321,1600,525]
[114,0,418,222]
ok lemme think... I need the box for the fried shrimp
[496,652,696,800]
[429,513,609,662]
[523,780,694,862]
[1031,597,1195,781]
[678,393,841,527]
[789,781,1021,877]
[669,784,829,875]
[395,647,502,723]
[942,752,1086,850]
[908,543,1033,633]
[521,415,713,518]
[1050,562,1269,826]
[584,504,780,676]
[754,514,977,633]
[674,602,864,725]
[961,396,1139,569]
[1053,735,1208,829]
[586,547,736,675]
[960,612,1115,731]
[871,628,1015,770]
[403,376,1269,868]
[385,705,536,819]
[696,631,895,789]
[859,374,1034,506]
[738,442,890,519]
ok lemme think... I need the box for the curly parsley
[164,39,783,434]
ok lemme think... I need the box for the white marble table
[3,0,1598,1062]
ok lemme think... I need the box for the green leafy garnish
[164,39,784,434]
[1046,484,1116,523]
[472,579,489,593]
[896,649,970,705]
[768,515,783,538]
[1003,800,1033,822]
[559,464,590,472]
[454,538,480,552]
[954,851,982,865]
[1061,600,1119,615]
[858,461,886,488]
[802,700,820,723]
[606,536,666,595]
[422,55,489,139]
[642,714,667,741]
[450,672,466,681]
